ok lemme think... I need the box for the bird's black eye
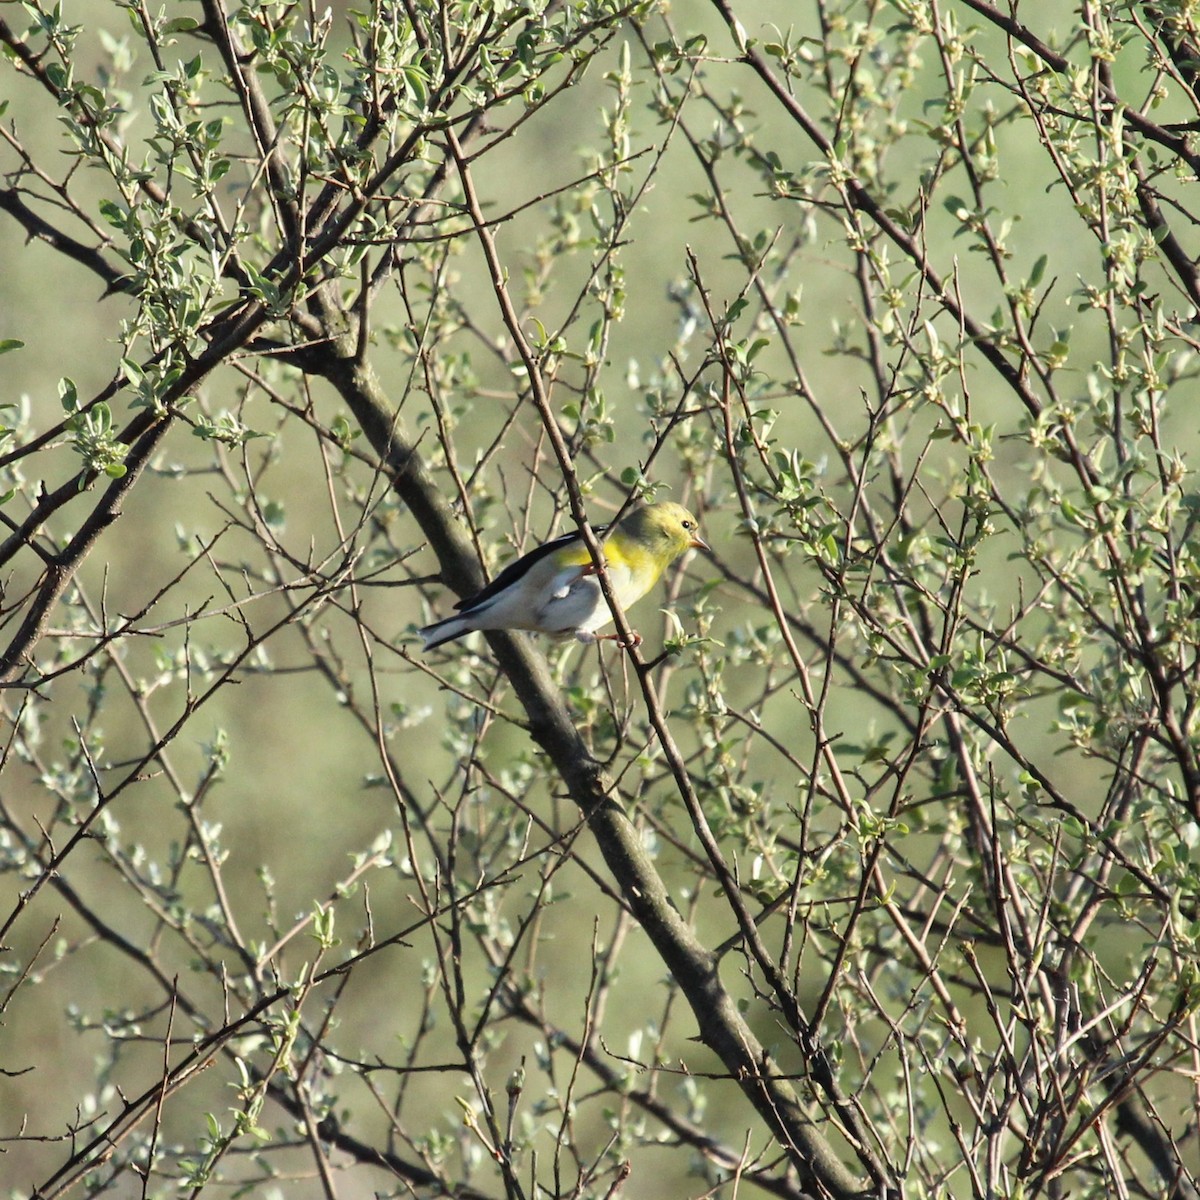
[682,520,694,530]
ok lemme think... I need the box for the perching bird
[420,501,706,651]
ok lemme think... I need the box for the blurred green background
[1,0,1189,1194]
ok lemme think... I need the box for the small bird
[420,501,707,651]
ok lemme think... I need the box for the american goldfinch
[420,501,706,651]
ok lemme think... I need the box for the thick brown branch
[0,188,130,293]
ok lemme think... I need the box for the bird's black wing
[454,523,609,613]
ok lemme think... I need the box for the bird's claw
[596,630,643,649]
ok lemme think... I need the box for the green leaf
[59,378,78,412]
[943,194,969,221]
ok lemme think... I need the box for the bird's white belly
[465,558,641,640]
[536,561,638,636]
[532,573,602,634]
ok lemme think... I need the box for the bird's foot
[595,630,643,649]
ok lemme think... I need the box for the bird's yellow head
[618,501,708,567]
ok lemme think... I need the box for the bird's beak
[690,534,709,552]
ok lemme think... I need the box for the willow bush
[2,0,1199,1197]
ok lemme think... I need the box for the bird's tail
[419,616,473,651]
